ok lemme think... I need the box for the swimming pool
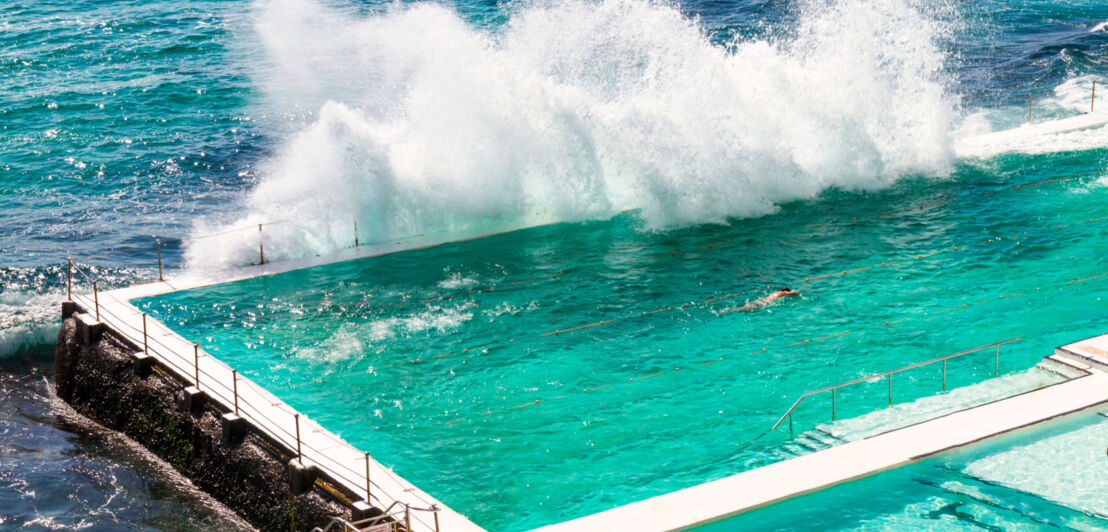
[699,409,1108,531]
[135,151,1108,530]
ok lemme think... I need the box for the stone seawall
[54,307,361,532]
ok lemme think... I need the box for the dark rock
[54,314,354,531]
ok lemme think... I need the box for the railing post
[193,343,200,390]
[788,411,793,436]
[258,224,265,265]
[887,374,892,406]
[942,358,947,392]
[831,388,836,421]
[295,413,302,465]
[404,503,411,532]
[364,452,371,502]
[433,505,440,532]
[142,313,148,354]
[354,219,359,248]
[1028,93,1033,122]
[67,259,72,300]
[156,240,163,281]
[93,281,99,321]
[232,369,239,416]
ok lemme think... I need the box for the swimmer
[722,287,800,313]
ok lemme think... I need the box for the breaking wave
[187,0,956,269]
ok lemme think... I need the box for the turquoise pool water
[6,0,1108,529]
[136,149,1108,530]
[701,410,1108,531]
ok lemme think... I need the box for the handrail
[66,265,445,532]
[311,516,360,532]
[1027,80,1099,122]
[350,500,441,532]
[771,338,1022,435]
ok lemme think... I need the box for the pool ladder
[771,338,1022,437]
[312,501,440,532]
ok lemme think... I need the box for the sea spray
[954,74,1108,158]
[0,291,62,358]
[187,0,957,270]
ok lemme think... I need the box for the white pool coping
[73,279,487,532]
[536,339,1108,532]
[78,235,1108,532]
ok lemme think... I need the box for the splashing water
[954,74,1108,158]
[186,0,957,270]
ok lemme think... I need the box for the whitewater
[186,0,957,270]
[3,0,1108,528]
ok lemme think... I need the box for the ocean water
[3,0,1108,530]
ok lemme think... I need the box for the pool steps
[927,467,1106,529]
[72,267,1108,531]
[535,335,1108,532]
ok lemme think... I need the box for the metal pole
[887,374,892,406]
[93,281,99,321]
[433,505,440,532]
[404,503,411,532]
[67,259,72,300]
[370,447,378,503]
[354,219,359,247]
[142,313,148,354]
[788,412,793,436]
[258,224,265,265]
[942,359,947,392]
[831,388,836,421]
[232,369,239,416]
[193,344,200,390]
[295,413,302,464]
[156,240,163,281]
[1028,93,1033,122]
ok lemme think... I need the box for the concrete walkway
[75,261,1108,532]
[71,286,486,532]
[536,345,1108,532]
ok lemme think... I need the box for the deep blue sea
[3,0,1108,529]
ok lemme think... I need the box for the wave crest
[188,0,956,269]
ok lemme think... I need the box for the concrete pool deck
[70,280,487,532]
[80,267,1108,532]
[537,341,1108,532]
[69,215,1108,531]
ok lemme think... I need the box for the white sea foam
[366,302,476,343]
[187,0,956,269]
[295,323,365,363]
[1049,75,1103,113]
[0,291,61,358]
[956,123,1108,159]
[955,75,1108,158]
[438,273,480,290]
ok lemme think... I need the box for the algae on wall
[54,313,350,532]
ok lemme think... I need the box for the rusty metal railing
[66,262,444,532]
